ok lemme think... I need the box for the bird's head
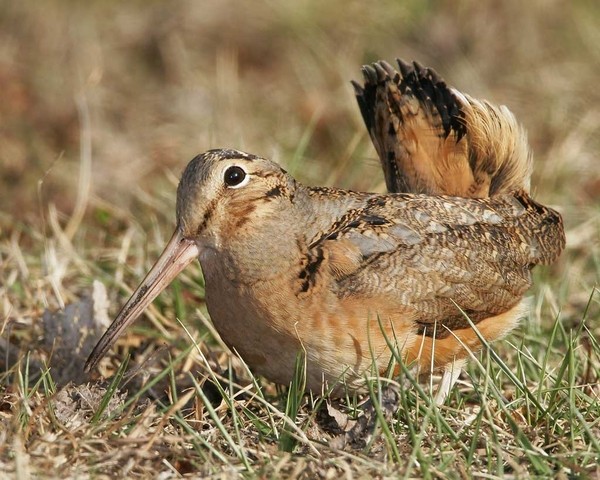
[176,149,295,247]
[85,148,295,372]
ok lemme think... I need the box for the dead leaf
[42,282,110,386]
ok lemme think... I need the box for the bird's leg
[433,358,466,405]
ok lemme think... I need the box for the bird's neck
[200,185,370,285]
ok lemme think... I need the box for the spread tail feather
[353,59,532,198]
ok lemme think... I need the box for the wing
[353,59,532,198]
[308,190,564,337]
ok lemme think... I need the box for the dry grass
[1,1,599,478]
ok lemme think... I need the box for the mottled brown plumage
[86,59,565,403]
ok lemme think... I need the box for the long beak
[84,228,200,372]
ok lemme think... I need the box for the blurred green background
[2,1,598,219]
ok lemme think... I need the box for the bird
[85,59,565,404]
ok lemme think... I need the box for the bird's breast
[198,253,418,391]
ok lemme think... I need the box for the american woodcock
[85,59,565,403]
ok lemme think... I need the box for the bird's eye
[224,166,248,188]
